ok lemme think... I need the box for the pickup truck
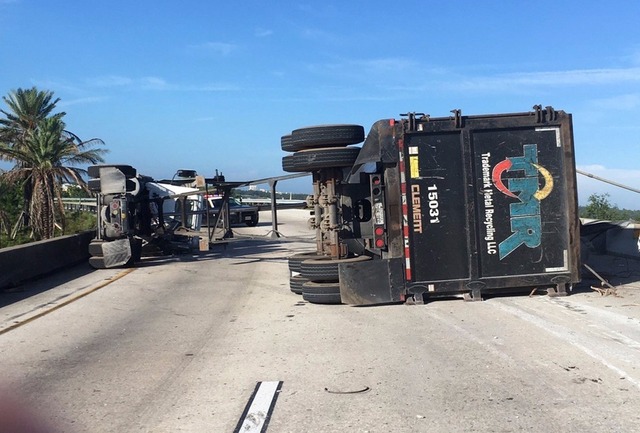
[282,106,581,305]
[205,196,259,227]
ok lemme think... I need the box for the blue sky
[1,0,640,208]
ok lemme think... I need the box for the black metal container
[340,107,580,304]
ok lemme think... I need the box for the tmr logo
[491,144,554,260]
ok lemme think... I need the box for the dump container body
[340,108,580,303]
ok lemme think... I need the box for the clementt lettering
[411,184,423,233]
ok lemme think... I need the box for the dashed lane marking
[234,381,283,433]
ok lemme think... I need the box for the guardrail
[60,198,98,212]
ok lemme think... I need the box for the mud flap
[338,257,405,305]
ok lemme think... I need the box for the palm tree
[0,116,107,239]
[1,87,65,227]
[0,87,64,154]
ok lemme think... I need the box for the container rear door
[402,110,578,292]
[404,132,470,282]
[472,126,570,278]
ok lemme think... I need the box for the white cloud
[507,68,640,86]
[576,165,640,208]
[300,28,341,44]
[80,74,240,92]
[141,76,168,90]
[306,57,422,80]
[350,57,418,72]
[189,41,237,55]
[452,67,640,93]
[30,79,83,94]
[378,65,640,96]
[589,93,640,110]
[193,83,240,92]
[255,28,273,37]
[58,96,108,107]
[578,164,607,172]
[88,75,133,87]
[191,116,217,123]
[308,59,640,93]
[577,166,640,192]
[626,46,640,66]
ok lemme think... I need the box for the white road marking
[234,381,282,433]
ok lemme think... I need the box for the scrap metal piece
[324,386,370,394]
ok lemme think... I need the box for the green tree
[0,87,63,146]
[0,95,106,239]
[62,184,91,198]
[0,174,22,229]
[0,87,66,228]
[582,193,625,220]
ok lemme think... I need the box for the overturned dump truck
[86,166,204,269]
[283,106,581,305]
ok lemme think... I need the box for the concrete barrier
[0,231,94,290]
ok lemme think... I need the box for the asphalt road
[1,209,640,432]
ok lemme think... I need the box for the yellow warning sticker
[409,156,419,178]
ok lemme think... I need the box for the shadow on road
[130,236,314,269]
[0,262,97,309]
[574,254,640,294]
[0,225,314,307]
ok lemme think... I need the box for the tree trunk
[22,179,32,228]
[30,175,55,240]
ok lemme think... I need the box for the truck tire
[285,147,361,173]
[302,281,342,304]
[281,134,295,152]
[288,251,327,273]
[300,255,371,282]
[289,275,307,295]
[88,165,137,179]
[289,125,364,151]
[282,155,297,172]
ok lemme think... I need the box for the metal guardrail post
[269,179,280,238]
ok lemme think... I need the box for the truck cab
[86,165,203,268]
